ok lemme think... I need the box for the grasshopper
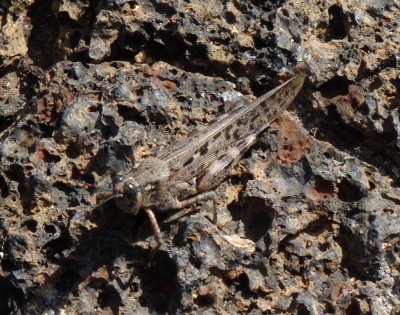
[111,75,305,246]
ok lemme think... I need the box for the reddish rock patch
[276,116,313,165]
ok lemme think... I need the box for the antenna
[95,192,124,208]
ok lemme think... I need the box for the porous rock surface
[0,0,399,314]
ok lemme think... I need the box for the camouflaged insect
[112,75,305,246]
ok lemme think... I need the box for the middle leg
[164,191,218,224]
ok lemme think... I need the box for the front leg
[144,191,216,247]
[144,208,162,249]
[144,191,217,251]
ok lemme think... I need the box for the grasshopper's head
[114,176,143,215]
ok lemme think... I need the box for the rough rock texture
[1,0,399,314]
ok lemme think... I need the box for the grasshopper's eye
[121,180,143,213]
[124,183,138,200]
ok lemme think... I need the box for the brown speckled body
[113,75,305,243]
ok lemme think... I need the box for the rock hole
[315,176,335,196]
[97,284,123,314]
[240,197,275,242]
[325,5,350,41]
[0,175,9,197]
[304,217,331,236]
[69,30,82,48]
[345,298,362,315]
[153,2,177,17]
[281,9,289,17]
[22,219,38,232]
[368,77,383,91]
[297,303,309,315]
[224,11,236,24]
[318,76,351,98]
[337,178,364,202]
[253,35,267,50]
[6,164,25,183]
[66,142,81,159]
[368,214,375,224]
[36,146,61,163]
[122,30,147,54]
[375,33,384,42]
[44,224,57,235]
[26,0,59,68]
[37,123,53,138]
[0,116,13,135]
[368,180,376,190]
[223,273,254,299]
[117,105,148,125]
[53,182,76,196]
[318,242,329,252]
[348,207,362,218]
[164,21,178,32]
[194,293,215,307]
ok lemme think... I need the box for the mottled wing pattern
[157,75,305,183]
[196,132,259,193]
